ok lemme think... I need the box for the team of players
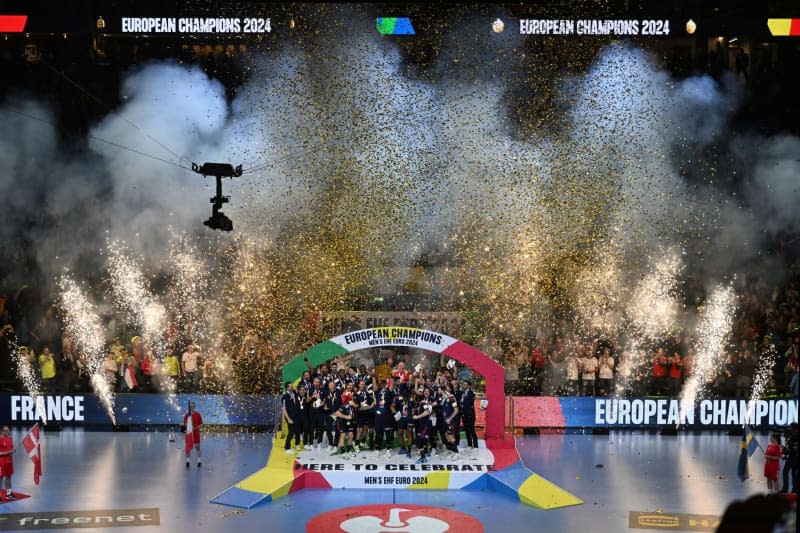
[281,360,479,464]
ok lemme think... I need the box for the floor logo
[307,504,484,533]
[629,511,720,532]
[0,508,159,531]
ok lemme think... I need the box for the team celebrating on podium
[281,357,479,464]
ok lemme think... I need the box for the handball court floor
[0,428,773,532]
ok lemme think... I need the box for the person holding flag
[19,423,42,487]
[737,425,761,482]
[0,425,17,499]
[183,401,203,468]
[764,433,782,492]
[122,353,138,392]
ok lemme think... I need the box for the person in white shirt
[182,344,201,392]
[102,352,118,388]
[581,351,598,396]
[597,348,615,396]
[564,351,581,396]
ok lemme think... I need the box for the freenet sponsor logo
[0,508,159,530]
[10,395,85,422]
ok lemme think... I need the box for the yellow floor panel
[236,466,294,495]
[407,471,451,490]
[235,441,296,495]
[518,474,584,510]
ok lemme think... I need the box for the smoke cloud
[0,10,798,349]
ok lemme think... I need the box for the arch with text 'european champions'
[281,328,506,440]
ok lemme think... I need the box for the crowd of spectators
[502,266,800,399]
[1,260,800,399]
[0,292,232,395]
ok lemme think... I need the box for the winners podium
[211,434,582,510]
[211,328,582,510]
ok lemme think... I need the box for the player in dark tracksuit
[373,380,394,451]
[461,380,478,449]
[435,389,449,448]
[392,390,415,458]
[309,379,327,449]
[282,382,302,453]
[413,388,435,464]
[334,395,357,458]
[300,371,314,391]
[441,390,460,454]
[297,384,314,449]
[322,380,340,450]
[353,381,373,451]
[450,380,463,446]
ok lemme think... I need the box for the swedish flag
[737,426,760,481]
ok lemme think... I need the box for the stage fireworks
[107,243,168,358]
[627,252,683,340]
[679,284,737,423]
[746,341,778,421]
[10,344,43,421]
[168,233,210,341]
[58,277,117,425]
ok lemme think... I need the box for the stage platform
[210,434,580,510]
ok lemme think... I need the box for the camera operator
[779,422,797,494]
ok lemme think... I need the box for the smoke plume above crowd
[1,7,799,361]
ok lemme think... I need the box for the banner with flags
[21,423,41,485]
[737,425,760,481]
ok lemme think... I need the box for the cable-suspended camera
[191,162,243,231]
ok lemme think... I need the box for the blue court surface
[0,428,772,532]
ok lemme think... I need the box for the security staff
[460,380,478,449]
[450,379,463,447]
[282,382,302,453]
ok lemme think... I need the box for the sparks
[679,283,737,424]
[59,277,117,425]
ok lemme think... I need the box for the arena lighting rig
[191,162,242,231]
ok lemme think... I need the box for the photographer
[779,422,798,494]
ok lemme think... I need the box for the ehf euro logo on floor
[307,504,483,533]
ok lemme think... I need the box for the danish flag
[21,423,42,485]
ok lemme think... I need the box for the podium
[211,434,582,510]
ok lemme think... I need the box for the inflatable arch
[281,327,506,440]
[211,327,583,510]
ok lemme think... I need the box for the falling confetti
[15,7,790,402]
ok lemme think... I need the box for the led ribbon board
[768,19,800,36]
[376,17,415,35]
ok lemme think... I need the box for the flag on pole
[21,423,42,485]
[124,364,137,390]
[737,425,760,481]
